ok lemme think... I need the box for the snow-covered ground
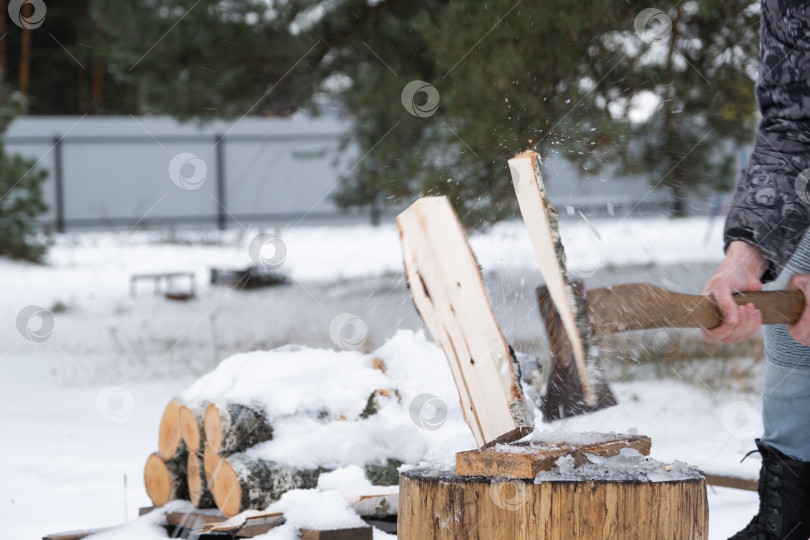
[0,216,763,539]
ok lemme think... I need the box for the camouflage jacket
[724,0,810,281]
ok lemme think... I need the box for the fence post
[215,133,226,230]
[53,135,65,233]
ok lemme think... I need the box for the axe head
[537,283,617,422]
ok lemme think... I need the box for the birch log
[144,452,188,506]
[178,402,207,454]
[187,452,217,508]
[210,453,324,517]
[204,402,273,455]
[158,398,185,460]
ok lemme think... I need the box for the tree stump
[398,467,708,540]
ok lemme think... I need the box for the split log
[210,453,324,517]
[187,452,217,508]
[178,402,207,454]
[508,150,594,404]
[204,402,273,455]
[456,434,652,479]
[398,467,708,539]
[144,452,188,506]
[397,196,533,447]
[158,398,185,460]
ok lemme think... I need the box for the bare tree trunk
[0,0,7,72]
[19,3,31,97]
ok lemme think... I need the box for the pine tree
[0,74,48,261]
[7,0,760,225]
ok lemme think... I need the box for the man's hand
[702,241,769,343]
[787,274,810,345]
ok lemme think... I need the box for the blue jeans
[762,233,810,462]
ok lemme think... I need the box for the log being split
[398,467,709,540]
[188,452,217,508]
[144,452,188,506]
[179,402,207,454]
[396,196,533,447]
[158,398,185,460]
[210,453,324,517]
[204,402,273,455]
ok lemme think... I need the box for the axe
[508,150,806,422]
[537,281,804,421]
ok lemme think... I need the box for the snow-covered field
[0,216,763,539]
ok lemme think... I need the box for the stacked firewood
[144,389,403,518]
[144,397,330,516]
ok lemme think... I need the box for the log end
[210,459,241,517]
[179,405,202,454]
[204,403,222,454]
[144,453,175,506]
[203,444,220,484]
[188,453,205,508]
[158,398,183,459]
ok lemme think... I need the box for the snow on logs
[144,335,456,517]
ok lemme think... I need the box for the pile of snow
[535,447,702,483]
[180,330,474,469]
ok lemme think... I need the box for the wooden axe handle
[586,284,806,334]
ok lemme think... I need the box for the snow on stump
[398,449,708,540]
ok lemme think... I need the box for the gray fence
[3,115,375,231]
[3,115,728,233]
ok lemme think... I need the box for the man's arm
[723,0,810,279]
[704,0,810,343]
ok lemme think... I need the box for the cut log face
[158,398,185,460]
[508,151,594,405]
[179,403,207,454]
[398,468,709,539]
[397,196,533,447]
[144,452,188,506]
[203,443,220,484]
[187,452,217,508]
[204,402,274,455]
[211,454,324,517]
